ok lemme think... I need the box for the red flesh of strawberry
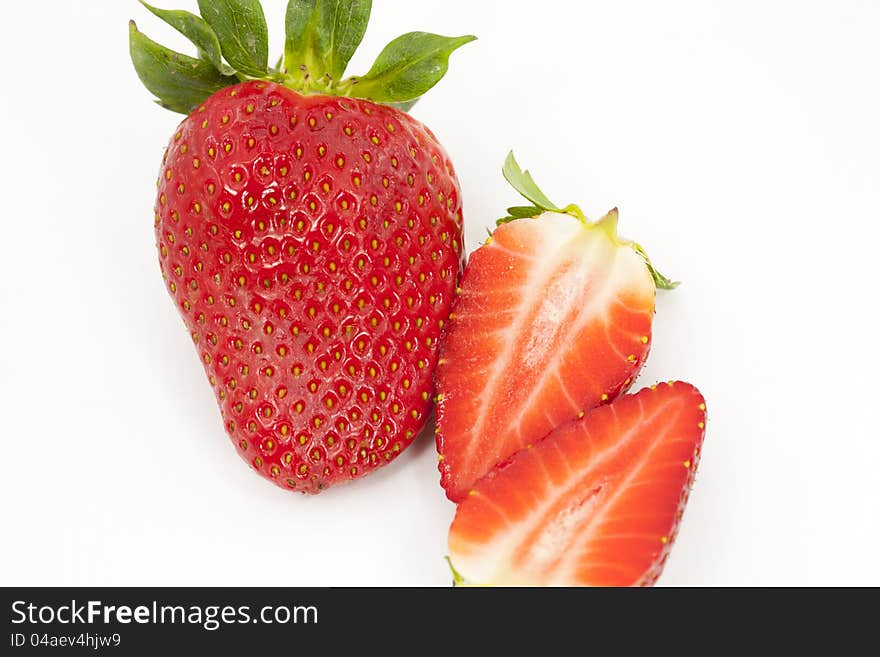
[448,381,707,586]
[436,211,655,501]
[156,81,464,493]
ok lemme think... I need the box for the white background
[1,0,878,586]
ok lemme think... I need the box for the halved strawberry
[436,154,676,501]
[447,381,707,587]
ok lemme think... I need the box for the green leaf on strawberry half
[129,0,474,493]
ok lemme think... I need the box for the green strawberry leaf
[139,1,235,76]
[632,243,680,290]
[498,152,590,225]
[389,98,419,113]
[197,0,268,77]
[507,206,544,218]
[345,32,476,103]
[129,21,237,115]
[445,556,467,587]
[502,151,560,211]
[497,205,543,225]
[284,0,313,63]
[285,0,372,82]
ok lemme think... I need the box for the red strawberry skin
[448,382,707,586]
[155,81,464,493]
[436,212,655,501]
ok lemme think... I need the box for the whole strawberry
[130,0,473,493]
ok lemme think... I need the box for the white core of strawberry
[449,480,609,587]
[516,213,647,370]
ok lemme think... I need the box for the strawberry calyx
[130,0,475,115]
[498,152,679,290]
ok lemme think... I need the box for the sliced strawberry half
[447,381,707,586]
[436,153,676,501]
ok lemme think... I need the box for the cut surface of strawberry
[447,381,707,586]
[436,154,673,501]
